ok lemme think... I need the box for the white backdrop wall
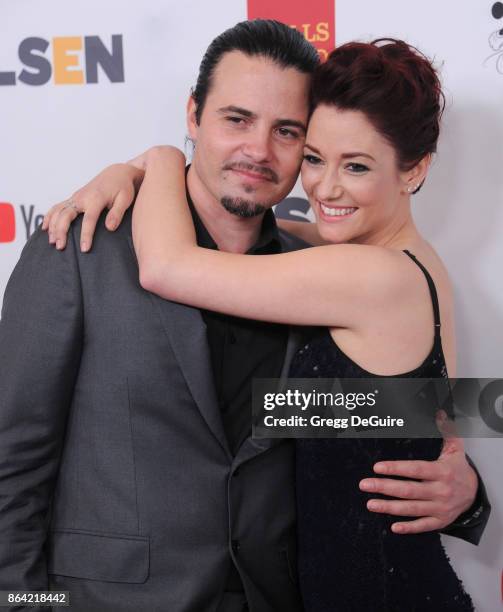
[0,1,501,609]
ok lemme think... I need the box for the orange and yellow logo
[247,0,335,60]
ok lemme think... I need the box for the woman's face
[301,104,411,245]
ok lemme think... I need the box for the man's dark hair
[192,19,320,124]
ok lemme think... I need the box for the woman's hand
[42,162,145,252]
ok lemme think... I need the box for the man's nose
[242,128,273,163]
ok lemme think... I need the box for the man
[0,19,490,612]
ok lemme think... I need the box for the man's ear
[186,95,198,142]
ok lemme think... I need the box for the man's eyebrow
[304,143,375,161]
[217,105,256,118]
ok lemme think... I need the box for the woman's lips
[318,200,358,222]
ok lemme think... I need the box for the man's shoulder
[18,210,133,268]
[277,227,312,253]
[69,208,133,254]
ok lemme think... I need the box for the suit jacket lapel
[152,294,232,457]
[127,236,231,458]
[234,328,304,466]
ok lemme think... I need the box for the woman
[48,39,473,610]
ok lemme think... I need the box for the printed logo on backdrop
[485,2,503,73]
[0,203,44,243]
[0,204,16,243]
[274,197,311,223]
[0,35,124,86]
[247,0,335,60]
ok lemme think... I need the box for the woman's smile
[317,201,359,221]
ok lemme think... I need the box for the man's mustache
[223,161,279,184]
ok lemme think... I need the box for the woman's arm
[133,147,414,327]
[276,219,330,246]
[43,161,145,252]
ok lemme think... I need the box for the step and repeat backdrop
[1,1,502,609]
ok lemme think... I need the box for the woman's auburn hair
[311,39,445,171]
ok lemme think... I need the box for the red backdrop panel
[247,0,335,60]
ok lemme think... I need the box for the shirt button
[228,331,237,344]
[222,402,230,413]
[231,539,241,553]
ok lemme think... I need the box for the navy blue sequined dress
[292,251,473,612]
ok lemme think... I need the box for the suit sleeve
[0,226,83,605]
[440,454,491,545]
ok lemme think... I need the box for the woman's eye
[346,162,369,173]
[303,154,322,165]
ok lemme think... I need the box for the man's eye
[346,162,369,173]
[277,127,299,138]
[303,154,322,165]
[226,116,246,125]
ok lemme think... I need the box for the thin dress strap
[402,250,441,340]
